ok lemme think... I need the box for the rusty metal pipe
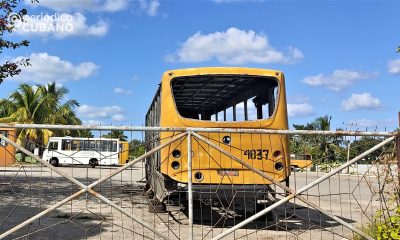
[0,123,395,136]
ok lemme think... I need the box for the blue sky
[1,0,399,131]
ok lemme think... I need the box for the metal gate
[0,124,398,240]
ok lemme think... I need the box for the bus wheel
[89,159,98,168]
[50,158,58,167]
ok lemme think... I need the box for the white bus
[42,137,120,167]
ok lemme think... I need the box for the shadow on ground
[178,199,355,232]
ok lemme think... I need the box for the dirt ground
[0,164,385,240]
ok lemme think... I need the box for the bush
[375,207,400,240]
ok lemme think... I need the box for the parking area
[0,163,383,240]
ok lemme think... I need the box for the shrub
[375,207,400,240]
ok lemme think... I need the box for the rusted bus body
[145,67,290,202]
[0,128,16,166]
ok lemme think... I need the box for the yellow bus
[145,67,289,214]
[119,141,130,165]
[290,154,313,171]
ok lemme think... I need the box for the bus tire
[50,158,58,167]
[89,159,98,168]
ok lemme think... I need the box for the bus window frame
[48,141,59,151]
[169,74,281,123]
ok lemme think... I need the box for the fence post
[397,112,400,200]
[187,131,193,240]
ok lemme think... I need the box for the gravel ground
[0,164,387,240]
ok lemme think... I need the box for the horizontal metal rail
[0,123,396,136]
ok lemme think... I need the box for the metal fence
[0,124,398,240]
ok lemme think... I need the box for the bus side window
[83,140,89,150]
[71,140,82,151]
[101,140,109,152]
[61,140,71,151]
[108,141,115,152]
[96,141,101,151]
[88,140,95,150]
[111,141,117,152]
[49,142,58,151]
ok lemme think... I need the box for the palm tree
[40,83,81,137]
[310,115,343,162]
[292,115,343,163]
[102,130,128,141]
[0,83,81,148]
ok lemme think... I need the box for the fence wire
[0,125,398,240]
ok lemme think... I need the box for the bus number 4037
[243,149,268,160]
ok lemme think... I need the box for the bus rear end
[153,68,289,208]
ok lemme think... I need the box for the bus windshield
[171,74,279,121]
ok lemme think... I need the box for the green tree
[129,139,145,158]
[40,83,82,137]
[311,116,339,162]
[349,136,394,163]
[291,115,344,163]
[102,130,128,141]
[0,0,33,84]
[0,83,81,147]
[78,129,94,138]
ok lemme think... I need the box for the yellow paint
[119,141,129,165]
[290,154,313,169]
[158,67,290,185]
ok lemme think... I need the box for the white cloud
[139,0,160,16]
[341,93,381,111]
[24,0,129,12]
[302,70,377,92]
[12,12,108,39]
[287,103,314,118]
[101,0,129,12]
[348,118,397,130]
[388,59,400,74]
[112,114,126,121]
[113,87,132,95]
[10,52,98,83]
[166,27,303,64]
[82,120,105,126]
[78,105,125,121]
[348,119,378,128]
